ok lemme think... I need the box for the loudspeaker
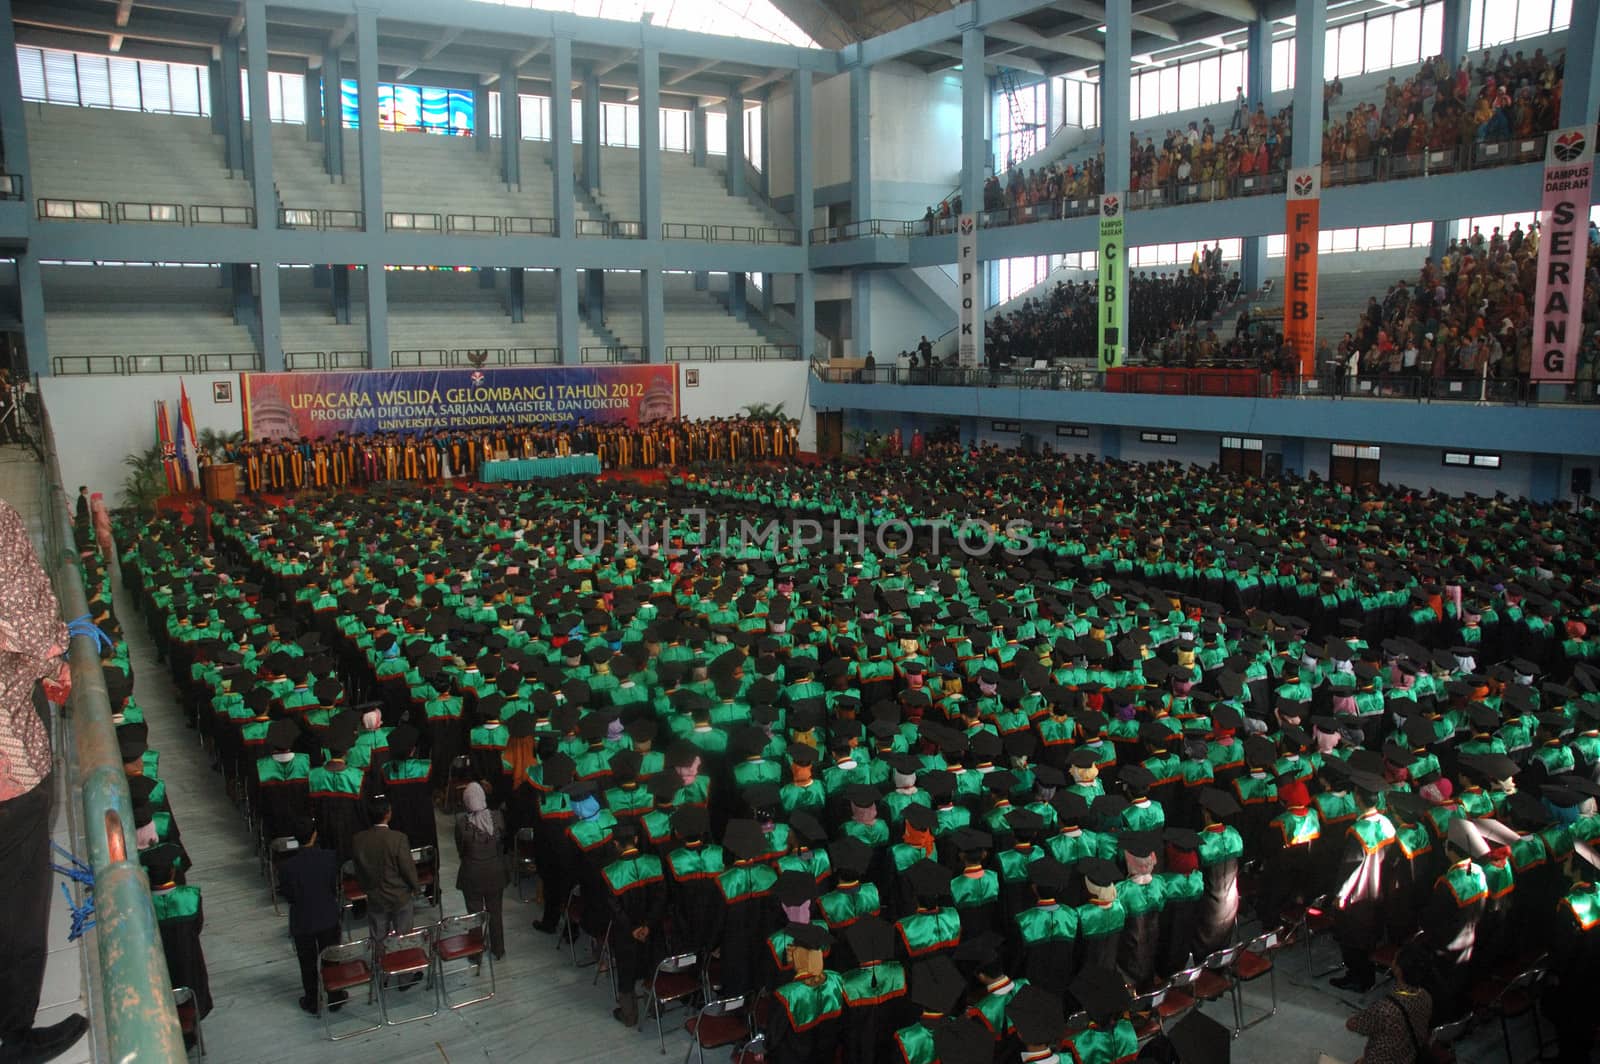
[1572,467,1593,496]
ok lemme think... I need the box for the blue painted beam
[961,28,985,214]
[1441,0,1468,70]
[692,102,708,168]
[1102,0,1131,194]
[856,0,1065,69]
[809,380,1600,455]
[279,0,838,75]
[365,263,389,368]
[642,268,666,362]
[1562,0,1600,128]
[0,0,31,192]
[303,58,322,143]
[557,266,580,364]
[17,251,47,376]
[501,59,521,186]
[727,88,746,197]
[793,67,816,362]
[322,43,344,177]
[581,67,601,192]
[220,38,245,172]
[258,263,283,371]
[849,66,870,220]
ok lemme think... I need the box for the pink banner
[1531,127,1593,383]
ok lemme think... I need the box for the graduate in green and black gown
[767,922,847,1064]
[838,917,911,1064]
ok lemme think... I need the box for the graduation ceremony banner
[1284,166,1321,377]
[241,365,679,440]
[1098,192,1126,370]
[1531,126,1593,383]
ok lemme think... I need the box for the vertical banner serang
[1284,166,1321,378]
[1098,193,1125,370]
[957,213,982,367]
[1531,127,1593,383]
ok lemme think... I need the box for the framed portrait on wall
[685,369,700,388]
[213,380,233,404]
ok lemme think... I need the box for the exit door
[1330,442,1381,489]
[1220,435,1264,476]
[815,411,843,458]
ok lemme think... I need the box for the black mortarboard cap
[723,819,767,860]
[787,921,833,952]
[776,870,818,906]
[1199,788,1240,818]
[906,858,954,902]
[909,956,965,1014]
[1007,985,1067,1047]
[1070,966,1131,1022]
[844,916,895,965]
[932,1018,991,1064]
[1167,1010,1233,1064]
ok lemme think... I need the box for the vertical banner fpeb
[1531,127,1593,383]
[1284,166,1321,378]
[1097,193,1125,370]
[957,213,982,367]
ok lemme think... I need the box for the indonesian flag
[177,380,200,492]
[155,401,180,494]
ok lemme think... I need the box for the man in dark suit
[276,819,345,1015]
[351,798,420,941]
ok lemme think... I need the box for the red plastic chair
[317,940,379,1041]
[683,995,750,1064]
[641,952,702,1053]
[435,911,494,1010]
[1230,929,1280,1034]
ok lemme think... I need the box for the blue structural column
[501,60,521,187]
[220,38,245,173]
[692,103,708,167]
[1441,0,1469,73]
[245,1,276,226]
[792,68,815,361]
[244,0,281,370]
[638,49,661,239]
[639,48,665,362]
[757,90,771,199]
[507,269,525,323]
[0,0,44,375]
[473,85,489,155]
[585,270,605,333]
[726,88,745,196]
[303,61,321,142]
[552,37,581,364]
[580,67,601,192]
[354,3,387,366]
[1240,11,1271,291]
[730,274,748,322]
[1291,0,1325,170]
[331,267,350,324]
[960,27,985,215]
[322,43,343,177]
[849,62,871,357]
[1561,0,1600,127]
[209,59,225,134]
[551,38,575,239]
[1101,0,1130,194]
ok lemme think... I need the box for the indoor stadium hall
[0,0,1597,1062]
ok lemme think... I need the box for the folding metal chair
[1427,1015,1475,1061]
[556,884,593,966]
[1128,986,1168,1045]
[435,911,495,1010]
[410,845,440,907]
[377,927,439,1026]
[266,836,299,915]
[173,986,206,1058]
[1476,966,1550,1064]
[641,952,702,1053]
[1230,929,1280,1034]
[338,861,368,940]
[1192,945,1243,1035]
[317,939,380,1041]
[1157,964,1203,1028]
[683,995,750,1064]
[593,922,618,999]
[513,826,540,903]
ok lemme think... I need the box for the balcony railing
[50,352,260,375]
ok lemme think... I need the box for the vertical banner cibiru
[1098,193,1126,370]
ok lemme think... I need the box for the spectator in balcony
[1231,87,1246,131]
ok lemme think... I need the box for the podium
[202,463,237,502]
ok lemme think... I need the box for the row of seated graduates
[112,480,1600,1063]
[79,524,215,1034]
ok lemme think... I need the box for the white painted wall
[865,272,949,361]
[766,73,851,200]
[676,361,816,453]
[40,372,245,508]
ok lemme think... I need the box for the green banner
[1098,193,1126,370]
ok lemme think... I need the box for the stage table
[479,454,602,483]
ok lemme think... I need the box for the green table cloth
[480,454,602,482]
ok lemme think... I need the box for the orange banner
[1284,167,1320,378]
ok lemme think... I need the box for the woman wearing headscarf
[455,781,508,958]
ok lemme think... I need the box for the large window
[1265,222,1434,257]
[341,79,474,133]
[995,78,1049,168]
[19,46,212,116]
[1467,0,1569,50]
[1050,76,1100,133]
[1128,237,1243,268]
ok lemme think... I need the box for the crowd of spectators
[960,45,1565,226]
[1326,219,1600,394]
[955,248,1239,369]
